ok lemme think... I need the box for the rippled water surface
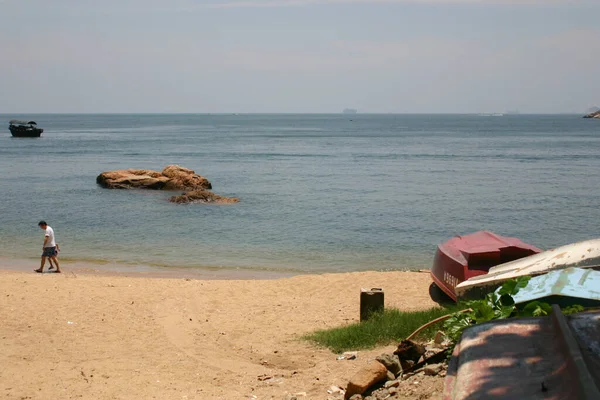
[1,114,599,273]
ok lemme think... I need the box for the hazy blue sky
[1,0,599,113]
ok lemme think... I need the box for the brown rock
[375,353,401,376]
[169,190,240,204]
[345,360,388,399]
[423,363,444,376]
[96,165,211,190]
[96,169,170,189]
[161,165,212,190]
[394,340,426,364]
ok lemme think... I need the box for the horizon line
[0,112,589,115]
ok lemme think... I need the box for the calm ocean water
[1,114,599,274]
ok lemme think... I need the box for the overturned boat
[9,120,43,137]
[455,238,600,300]
[444,305,600,400]
[430,231,541,302]
[509,267,600,309]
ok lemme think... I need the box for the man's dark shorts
[42,246,57,257]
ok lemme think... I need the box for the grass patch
[302,305,464,354]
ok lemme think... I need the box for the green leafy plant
[444,276,530,346]
[520,300,553,317]
[443,275,586,352]
[562,304,585,315]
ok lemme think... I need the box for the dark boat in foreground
[9,120,44,137]
[430,231,541,302]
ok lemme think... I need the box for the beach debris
[344,360,388,399]
[394,340,426,365]
[285,393,307,400]
[375,353,401,376]
[340,334,450,399]
[337,351,358,360]
[433,330,445,346]
[423,363,444,376]
[328,385,345,394]
[360,288,384,322]
[384,380,400,389]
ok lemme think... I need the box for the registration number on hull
[444,271,459,288]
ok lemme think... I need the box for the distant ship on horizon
[478,113,504,117]
[343,108,357,114]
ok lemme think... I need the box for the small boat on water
[455,238,600,300]
[9,120,44,137]
[430,231,541,302]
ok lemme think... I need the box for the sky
[1,0,599,113]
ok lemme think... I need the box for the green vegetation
[562,304,585,315]
[443,276,586,350]
[302,305,463,354]
[444,276,532,345]
[304,276,587,355]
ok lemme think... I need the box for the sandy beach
[0,261,441,400]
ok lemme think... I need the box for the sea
[1,114,599,276]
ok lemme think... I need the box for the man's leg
[36,256,46,272]
[50,256,61,273]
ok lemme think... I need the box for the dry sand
[0,262,442,400]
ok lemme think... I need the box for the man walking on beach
[35,220,61,273]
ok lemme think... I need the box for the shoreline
[0,256,306,280]
[0,255,428,281]
[0,265,440,399]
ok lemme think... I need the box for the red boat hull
[430,231,541,301]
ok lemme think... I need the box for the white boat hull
[455,238,600,300]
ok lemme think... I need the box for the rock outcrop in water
[583,110,600,119]
[96,165,212,190]
[169,190,239,204]
[97,165,239,205]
